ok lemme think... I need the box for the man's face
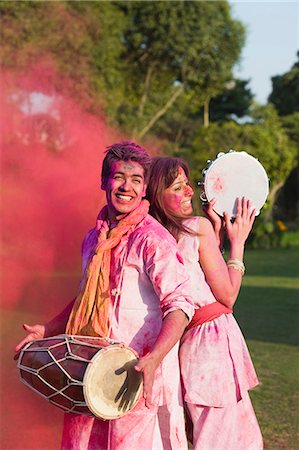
[102,160,147,220]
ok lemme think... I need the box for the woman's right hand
[202,198,225,247]
[14,323,46,359]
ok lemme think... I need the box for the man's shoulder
[81,227,98,254]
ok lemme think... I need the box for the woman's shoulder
[183,215,214,234]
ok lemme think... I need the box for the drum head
[83,346,143,420]
[203,151,269,217]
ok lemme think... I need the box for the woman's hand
[224,197,256,246]
[202,198,225,247]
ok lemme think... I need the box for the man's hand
[134,353,159,408]
[14,323,45,360]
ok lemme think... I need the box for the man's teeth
[117,194,133,200]
[183,200,191,205]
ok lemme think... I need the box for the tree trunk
[203,97,210,128]
[137,84,184,139]
[263,181,284,222]
[132,65,154,138]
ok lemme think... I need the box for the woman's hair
[147,156,195,241]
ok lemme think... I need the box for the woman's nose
[184,185,194,196]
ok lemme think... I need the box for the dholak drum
[199,150,269,218]
[17,334,143,420]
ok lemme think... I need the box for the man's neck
[107,210,126,230]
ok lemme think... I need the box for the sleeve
[144,232,194,321]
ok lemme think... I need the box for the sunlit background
[1,1,298,449]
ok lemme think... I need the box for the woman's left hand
[224,197,256,245]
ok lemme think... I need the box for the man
[16,142,194,449]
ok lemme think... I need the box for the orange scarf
[66,199,149,337]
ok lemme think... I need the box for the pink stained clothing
[61,213,194,450]
[178,216,263,449]
[187,392,263,450]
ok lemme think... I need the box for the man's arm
[134,309,188,407]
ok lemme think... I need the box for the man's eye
[174,186,182,191]
[132,178,141,183]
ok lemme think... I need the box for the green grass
[234,248,299,450]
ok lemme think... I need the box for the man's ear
[142,184,148,197]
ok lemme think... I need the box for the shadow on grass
[234,285,299,346]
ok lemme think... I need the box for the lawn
[1,248,298,449]
[234,247,299,450]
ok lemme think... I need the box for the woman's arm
[199,198,255,308]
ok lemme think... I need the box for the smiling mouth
[182,200,192,206]
[116,194,134,201]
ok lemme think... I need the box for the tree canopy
[268,51,299,116]
[1,0,298,230]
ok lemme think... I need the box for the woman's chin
[181,206,193,216]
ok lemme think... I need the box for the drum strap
[185,302,232,331]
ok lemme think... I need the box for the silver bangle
[227,259,245,276]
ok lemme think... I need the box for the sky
[230,1,299,104]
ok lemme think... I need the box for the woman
[147,156,263,450]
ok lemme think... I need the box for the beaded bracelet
[227,259,245,276]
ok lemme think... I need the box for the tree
[115,0,245,137]
[268,51,299,116]
[208,79,253,122]
[0,1,126,114]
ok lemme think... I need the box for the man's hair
[101,141,152,184]
[147,156,195,240]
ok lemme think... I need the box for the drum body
[200,150,269,218]
[17,334,143,420]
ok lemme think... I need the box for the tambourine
[199,150,269,218]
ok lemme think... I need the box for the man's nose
[120,179,131,190]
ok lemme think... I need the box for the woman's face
[162,166,194,216]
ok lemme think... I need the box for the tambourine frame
[199,150,269,218]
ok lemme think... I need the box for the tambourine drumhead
[17,335,143,420]
[84,346,142,420]
[203,151,269,217]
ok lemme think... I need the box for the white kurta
[61,214,194,450]
[178,217,263,450]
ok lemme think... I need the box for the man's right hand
[14,323,46,360]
